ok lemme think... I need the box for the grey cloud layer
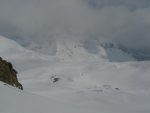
[87,0,150,9]
[0,0,150,51]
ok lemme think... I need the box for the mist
[0,0,150,54]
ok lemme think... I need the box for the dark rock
[0,57,23,90]
[115,88,119,91]
[50,75,60,83]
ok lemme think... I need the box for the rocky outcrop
[0,57,23,90]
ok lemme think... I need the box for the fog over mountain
[1,2,150,113]
[0,0,150,59]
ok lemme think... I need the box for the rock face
[0,57,23,90]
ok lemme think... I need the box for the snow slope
[0,36,150,113]
[1,81,150,113]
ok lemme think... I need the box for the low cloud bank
[0,0,150,54]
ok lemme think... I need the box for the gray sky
[0,0,150,52]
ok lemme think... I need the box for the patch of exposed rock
[0,57,23,90]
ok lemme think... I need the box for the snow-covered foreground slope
[1,81,150,113]
[0,36,150,113]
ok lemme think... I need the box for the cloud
[0,0,150,53]
[87,0,150,10]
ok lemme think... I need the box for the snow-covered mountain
[1,0,150,112]
[1,36,150,113]
[21,36,136,62]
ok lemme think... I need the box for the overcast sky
[0,0,150,52]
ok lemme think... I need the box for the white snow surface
[0,36,150,113]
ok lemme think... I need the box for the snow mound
[56,40,107,62]
[0,36,24,52]
[0,36,57,72]
[105,47,135,62]
[54,39,135,62]
[100,42,135,62]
